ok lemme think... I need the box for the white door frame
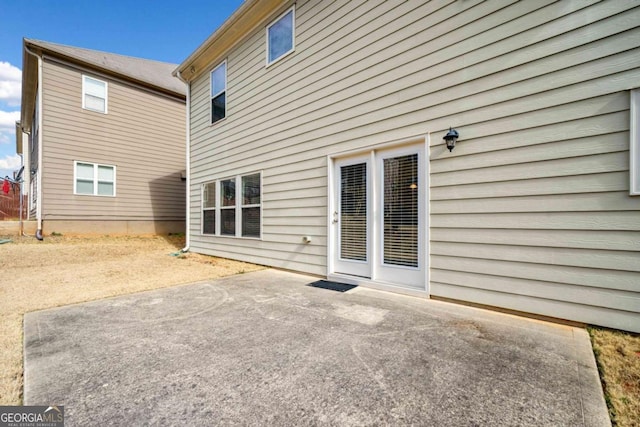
[327,135,429,296]
[332,154,372,278]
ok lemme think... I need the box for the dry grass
[589,327,640,427]
[0,235,262,405]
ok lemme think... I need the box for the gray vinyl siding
[40,59,185,221]
[189,0,640,332]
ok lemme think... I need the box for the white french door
[331,143,426,291]
[333,155,372,278]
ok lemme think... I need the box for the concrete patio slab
[24,269,609,426]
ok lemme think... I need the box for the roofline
[24,38,185,99]
[174,0,284,82]
[20,40,40,134]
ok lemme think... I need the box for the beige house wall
[187,0,640,332]
[41,220,184,236]
[39,59,186,230]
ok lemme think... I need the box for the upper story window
[266,6,295,66]
[82,75,108,114]
[631,89,639,195]
[210,61,226,124]
[74,161,116,197]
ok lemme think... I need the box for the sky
[0,0,244,179]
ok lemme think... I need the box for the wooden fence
[0,182,27,220]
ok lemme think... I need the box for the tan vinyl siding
[188,0,640,331]
[40,60,185,222]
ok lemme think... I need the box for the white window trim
[210,60,227,126]
[631,89,640,195]
[265,5,296,67]
[82,75,108,114]
[73,161,116,197]
[201,172,262,239]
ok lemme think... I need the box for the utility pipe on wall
[175,70,190,252]
[24,44,44,240]
[17,153,23,236]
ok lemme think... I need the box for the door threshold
[327,273,428,298]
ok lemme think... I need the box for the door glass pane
[340,163,367,261]
[383,154,418,267]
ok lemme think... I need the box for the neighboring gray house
[174,0,640,332]
[18,39,186,236]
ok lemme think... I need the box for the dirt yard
[0,235,262,405]
[1,235,638,426]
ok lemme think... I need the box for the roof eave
[23,39,186,101]
[174,0,283,82]
[20,39,39,133]
[15,121,22,155]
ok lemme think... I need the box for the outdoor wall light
[443,128,459,152]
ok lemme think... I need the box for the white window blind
[383,154,418,267]
[340,163,367,261]
[75,162,94,194]
[74,161,115,196]
[83,76,107,113]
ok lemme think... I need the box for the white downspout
[24,44,44,240]
[176,70,190,252]
[17,153,23,236]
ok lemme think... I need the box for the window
[82,76,107,113]
[220,178,236,235]
[210,61,226,124]
[631,89,640,195]
[202,183,216,234]
[201,172,261,238]
[241,174,261,237]
[74,161,115,196]
[266,6,295,65]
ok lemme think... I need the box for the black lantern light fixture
[443,127,459,152]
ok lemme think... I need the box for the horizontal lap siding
[41,61,186,221]
[425,1,640,332]
[189,0,640,331]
